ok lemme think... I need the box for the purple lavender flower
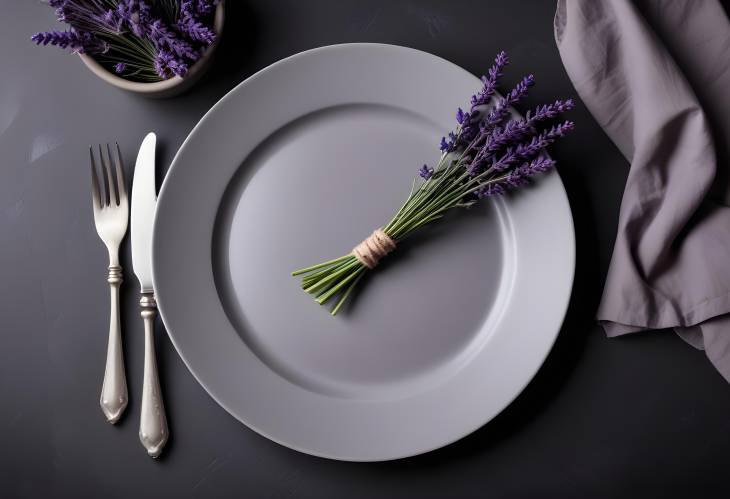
[52,0,111,30]
[447,59,532,150]
[506,157,556,187]
[525,156,556,174]
[178,0,220,33]
[125,0,153,37]
[31,29,107,54]
[137,1,153,35]
[478,74,535,134]
[192,0,220,16]
[419,164,434,180]
[154,49,188,78]
[475,156,556,198]
[527,99,575,122]
[176,14,216,45]
[31,30,75,49]
[439,131,460,153]
[434,50,574,184]
[115,1,133,25]
[484,121,532,156]
[476,76,529,140]
[510,121,575,163]
[172,59,189,77]
[439,52,509,154]
[466,100,575,174]
[149,19,200,61]
[54,2,79,24]
[476,183,506,198]
[154,50,172,77]
[467,121,527,174]
[114,62,126,74]
[467,120,572,176]
[95,9,125,33]
[470,51,508,108]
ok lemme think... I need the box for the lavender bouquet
[293,52,575,315]
[31,1,219,81]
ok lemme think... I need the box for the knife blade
[131,132,157,293]
[130,132,169,458]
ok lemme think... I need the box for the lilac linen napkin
[554,0,730,380]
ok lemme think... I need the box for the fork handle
[100,265,128,424]
[139,293,168,458]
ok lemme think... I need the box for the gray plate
[153,43,575,461]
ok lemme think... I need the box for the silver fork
[90,144,129,424]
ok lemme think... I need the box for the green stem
[385,169,451,235]
[316,266,365,305]
[301,258,352,287]
[292,254,353,276]
[303,259,359,294]
[331,272,365,315]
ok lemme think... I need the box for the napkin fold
[554,0,730,380]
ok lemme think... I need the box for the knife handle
[100,266,128,424]
[139,293,168,458]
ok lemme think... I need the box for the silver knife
[131,132,168,458]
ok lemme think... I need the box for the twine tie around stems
[352,229,396,269]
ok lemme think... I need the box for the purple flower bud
[528,99,575,122]
[114,62,126,74]
[506,157,556,187]
[476,183,506,198]
[114,0,152,36]
[485,74,535,126]
[183,0,220,17]
[418,164,434,180]
[176,15,216,45]
[95,8,124,33]
[31,29,107,54]
[149,19,200,61]
[195,0,220,15]
[470,51,509,108]
[512,121,575,161]
[154,49,188,79]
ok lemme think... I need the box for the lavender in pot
[31,1,225,97]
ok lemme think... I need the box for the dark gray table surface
[3,1,730,498]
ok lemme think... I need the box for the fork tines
[90,143,126,209]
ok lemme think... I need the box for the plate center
[214,104,507,399]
